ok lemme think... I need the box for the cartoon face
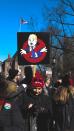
[28,34,37,47]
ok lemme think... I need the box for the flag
[20,18,28,24]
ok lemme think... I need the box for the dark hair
[62,74,70,87]
[20,66,33,85]
[8,69,18,80]
[0,80,8,97]
[24,66,33,83]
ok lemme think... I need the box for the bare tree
[42,0,74,75]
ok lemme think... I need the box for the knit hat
[31,71,44,88]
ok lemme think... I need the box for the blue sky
[0,0,60,61]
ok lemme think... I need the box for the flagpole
[19,23,22,32]
[19,18,28,32]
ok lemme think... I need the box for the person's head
[32,87,42,95]
[62,74,70,87]
[31,71,44,95]
[56,79,62,86]
[8,68,18,78]
[8,68,19,82]
[54,78,62,88]
[24,66,33,83]
[45,78,51,87]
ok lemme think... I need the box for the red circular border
[22,38,47,63]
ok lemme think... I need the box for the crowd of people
[0,66,74,131]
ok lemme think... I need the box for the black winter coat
[0,87,26,131]
[22,90,53,131]
[0,99,25,131]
